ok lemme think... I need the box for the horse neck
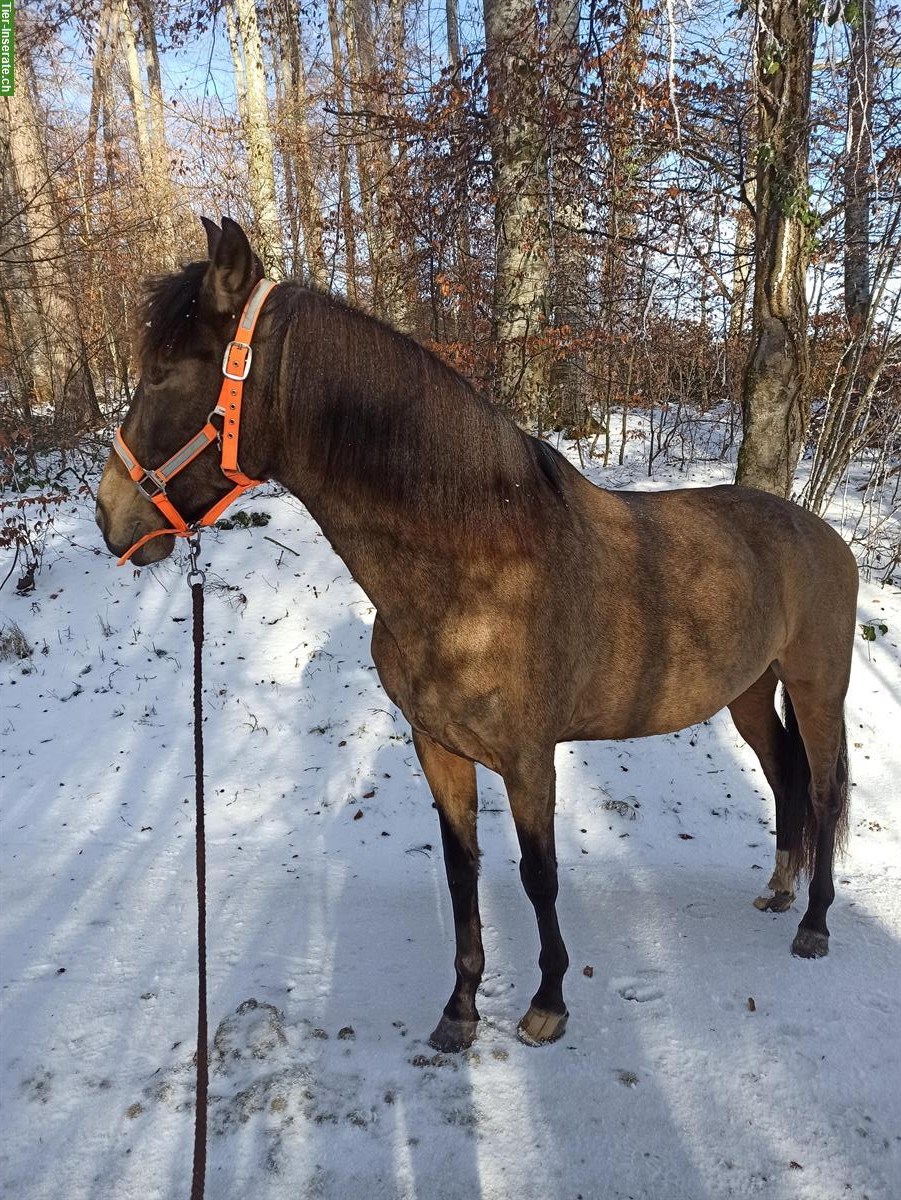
[260,295,541,621]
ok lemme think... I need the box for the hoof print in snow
[411,1052,452,1069]
[20,1068,52,1105]
[337,1025,355,1041]
[213,998,288,1063]
[614,971,665,1003]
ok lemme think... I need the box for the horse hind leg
[728,668,800,913]
[781,684,851,959]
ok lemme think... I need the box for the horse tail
[779,689,850,877]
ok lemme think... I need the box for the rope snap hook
[187,532,206,589]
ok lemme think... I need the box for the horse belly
[566,604,783,742]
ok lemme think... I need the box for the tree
[843,0,875,333]
[1,37,101,431]
[547,0,588,428]
[344,0,409,328]
[225,0,285,277]
[736,0,816,497]
[484,0,550,419]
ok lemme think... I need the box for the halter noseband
[112,278,277,565]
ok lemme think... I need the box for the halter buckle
[222,341,252,381]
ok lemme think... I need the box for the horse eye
[144,365,167,387]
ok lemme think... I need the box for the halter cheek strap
[113,278,277,565]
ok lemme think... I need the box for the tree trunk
[483,0,550,420]
[447,0,461,66]
[729,193,754,342]
[0,134,42,422]
[345,0,409,328]
[226,0,285,278]
[736,0,815,498]
[444,0,473,341]
[844,0,874,333]
[84,0,118,204]
[599,0,646,453]
[224,0,250,129]
[275,0,327,286]
[119,0,151,180]
[134,0,177,261]
[2,47,101,431]
[547,0,587,428]
[328,0,358,302]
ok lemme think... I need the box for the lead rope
[188,534,208,1200]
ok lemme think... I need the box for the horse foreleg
[504,757,570,1046]
[412,729,485,1052]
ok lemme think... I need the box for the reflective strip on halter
[156,423,220,481]
[113,428,140,476]
[240,282,272,329]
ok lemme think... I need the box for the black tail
[780,689,850,877]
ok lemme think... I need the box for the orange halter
[113,278,277,565]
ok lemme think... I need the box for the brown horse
[96,218,858,1052]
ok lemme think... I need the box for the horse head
[96,217,266,566]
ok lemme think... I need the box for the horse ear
[202,217,263,315]
[200,216,222,260]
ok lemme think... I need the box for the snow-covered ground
[2,424,899,1200]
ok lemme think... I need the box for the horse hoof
[753,890,795,913]
[791,928,829,959]
[516,1007,568,1047]
[428,1014,478,1053]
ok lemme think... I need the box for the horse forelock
[137,260,209,365]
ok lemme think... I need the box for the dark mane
[262,283,569,538]
[139,261,208,362]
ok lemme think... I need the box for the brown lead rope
[189,537,208,1200]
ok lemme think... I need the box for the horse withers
[96,218,858,1051]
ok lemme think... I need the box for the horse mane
[262,283,568,538]
[138,261,208,362]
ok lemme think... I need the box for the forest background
[0,0,899,585]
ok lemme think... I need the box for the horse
[96,217,858,1052]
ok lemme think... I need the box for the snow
[2,427,899,1200]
